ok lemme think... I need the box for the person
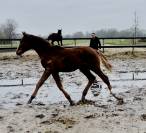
[89,33,102,94]
[89,33,101,50]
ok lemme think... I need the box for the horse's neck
[32,39,51,58]
[58,30,62,35]
[34,47,49,59]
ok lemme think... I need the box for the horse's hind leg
[92,67,123,103]
[51,41,54,46]
[28,69,51,104]
[80,69,96,103]
[52,73,74,106]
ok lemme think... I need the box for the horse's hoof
[27,96,35,104]
[80,99,86,104]
[27,98,33,104]
[70,101,76,106]
[117,98,124,105]
[27,100,31,104]
[77,99,95,105]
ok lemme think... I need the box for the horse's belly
[57,58,79,72]
[59,66,78,72]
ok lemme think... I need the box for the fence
[0,37,146,53]
[0,70,146,87]
[0,37,146,87]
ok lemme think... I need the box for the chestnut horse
[16,32,123,105]
[47,29,63,46]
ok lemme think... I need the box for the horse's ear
[22,32,27,36]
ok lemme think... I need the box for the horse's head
[58,29,62,35]
[16,32,32,56]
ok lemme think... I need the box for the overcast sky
[0,0,145,36]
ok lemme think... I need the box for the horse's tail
[97,50,112,71]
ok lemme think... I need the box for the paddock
[0,49,146,132]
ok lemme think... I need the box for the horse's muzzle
[16,49,22,56]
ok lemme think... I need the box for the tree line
[64,28,146,38]
[0,19,146,39]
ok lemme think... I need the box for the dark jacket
[90,36,101,49]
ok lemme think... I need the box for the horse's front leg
[52,73,74,106]
[28,69,51,104]
[57,41,60,46]
[60,40,63,46]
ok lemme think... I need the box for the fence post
[21,79,23,85]
[132,37,136,55]
[102,39,105,53]
[132,73,135,80]
[10,40,12,48]
[74,39,76,46]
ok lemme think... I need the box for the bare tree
[2,19,18,39]
[72,32,84,38]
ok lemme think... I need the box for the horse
[16,32,123,105]
[47,29,63,46]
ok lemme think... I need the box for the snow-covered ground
[0,50,146,133]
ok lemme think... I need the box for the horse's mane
[29,34,50,46]
[26,34,64,51]
[24,34,51,51]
